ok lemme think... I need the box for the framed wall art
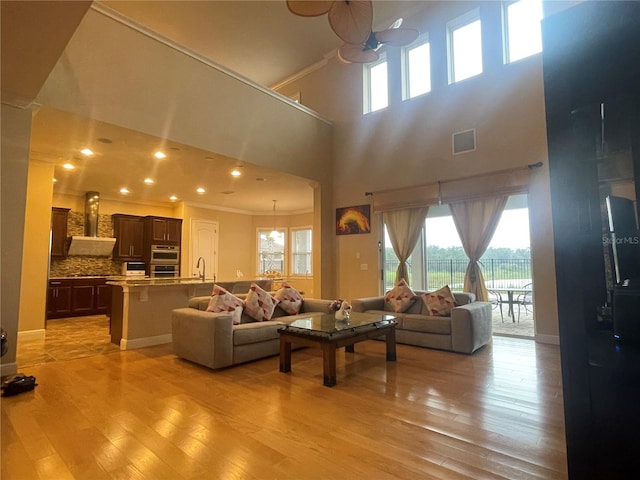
[336,204,371,235]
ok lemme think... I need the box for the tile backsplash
[49,211,123,277]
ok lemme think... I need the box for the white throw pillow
[273,282,303,315]
[383,278,417,313]
[244,283,280,321]
[421,285,457,317]
[206,284,245,324]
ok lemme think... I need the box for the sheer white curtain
[450,196,508,301]
[383,207,429,285]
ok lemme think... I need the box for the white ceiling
[18,1,425,213]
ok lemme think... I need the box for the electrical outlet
[360,263,368,270]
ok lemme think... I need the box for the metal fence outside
[384,258,532,291]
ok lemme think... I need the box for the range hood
[67,192,116,257]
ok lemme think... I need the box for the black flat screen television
[606,195,640,284]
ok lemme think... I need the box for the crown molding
[270,51,334,91]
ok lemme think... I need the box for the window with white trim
[447,9,483,84]
[503,0,543,63]
[257,228,286,276]
[363,54,388,113]
[290,227,312,276]
[402,33,431,100]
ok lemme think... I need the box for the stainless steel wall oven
[150,245,180,264]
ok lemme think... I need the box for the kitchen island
[107,278,273,350]
[107,278,215,350]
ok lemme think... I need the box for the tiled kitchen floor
[16,315,120,368]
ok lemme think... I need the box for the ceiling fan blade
[375,27,419,47]
[337,42,379,64]
[286,1,332,17]
[328,0,373,45]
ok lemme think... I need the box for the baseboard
[1,361,18,377]
[120,334,172,350]
[535,333,560,345]
[17,329,46,342]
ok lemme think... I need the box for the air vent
[452,129,476,155]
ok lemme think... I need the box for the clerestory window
[503,0,543,63]
[447,9,483,84]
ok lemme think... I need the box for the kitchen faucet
[196,257,206,282]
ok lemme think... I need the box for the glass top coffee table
[278,312,397,387]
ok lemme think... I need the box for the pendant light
[269,200,279,239]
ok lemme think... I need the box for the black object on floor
[1,374,37,396]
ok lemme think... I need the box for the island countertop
[106,277,217,287]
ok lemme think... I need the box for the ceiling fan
[287,0,419,64]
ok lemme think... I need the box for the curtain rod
[364,162,543,197]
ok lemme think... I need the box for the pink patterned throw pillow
[273,282,303,315]
[206,285,245,324]
[383,278,417,313]
[244,283,280,321]
[421,285,457,317]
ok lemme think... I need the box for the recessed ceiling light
[230,168,242,177]
[97,137,112,144]
[169,195,178,202]
[120,187,130,195]
[168,147,180,151]
[154,151,166,159]
[221,190,235,195]
[144,178,154,185]
[256,177,266,182]
[196,187,205,194]
[63,163,75,170]
[52,178,57,183]
[80,148,94,156]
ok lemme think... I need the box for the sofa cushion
[273,282,303,315]
[206,285,245,324]
[421,285,457,316]
[402,314,452,335]
[383,279,417,313]
[244,283,280,321]
[233,321,283,346]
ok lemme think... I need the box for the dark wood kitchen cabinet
[95,283,112,315]
[47,278,111,319]
[144,216,182,245]
[47,279,72,318]
[50,207,70,257]
[71,278,111,316]
[71,280,96,314]
[112,214,144,260]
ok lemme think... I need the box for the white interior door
[190,220,219,281]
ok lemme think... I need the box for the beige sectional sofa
[351,291,492,354]
[171,296,334,369]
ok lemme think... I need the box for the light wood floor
[2,336,567,480]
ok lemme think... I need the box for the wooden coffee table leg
[279,336,291,373]
[322,342,337,387]
[386,326,397,361]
